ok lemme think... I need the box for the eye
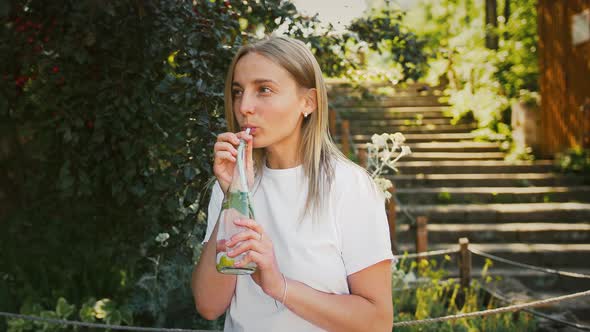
[232,89,243,97]
[259,86,273,94]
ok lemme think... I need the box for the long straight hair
[223,35,353,222]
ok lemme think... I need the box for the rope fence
[3,242,589,331]
[0,311,209,332]
[470,247,590,279]
[393,247,459,260]
[392,289,590,328]
[482,285,590,331]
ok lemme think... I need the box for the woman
[191,35,394,332]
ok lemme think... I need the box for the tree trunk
[503,0,511,40]
[485,0,499,49]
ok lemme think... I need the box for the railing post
[386,186,398,254]
[459,237,471,290]
[415,216,428,260]
[329,108,337,136]
[341,119,351,157]
[358,146,367,168]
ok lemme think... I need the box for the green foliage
[409,0,538,149]
[393,256,538,331]
[0,0,367,330]
[348,7,429,82]
[6,297,132,332]
[554,147,590,175]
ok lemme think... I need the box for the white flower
[379,150,392,161]
[390,132,406,144]
[400,145,412,157]
[371,133,387,148]
[155,233,170,247]
[374,177,393,193]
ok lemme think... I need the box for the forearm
[275,278,392,332]
[191,223,236,320]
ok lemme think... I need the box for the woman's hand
[225,219,285,301]
[213,131,254,193]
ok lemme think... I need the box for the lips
[241,126,258,135]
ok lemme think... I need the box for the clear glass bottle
[215,131,257,275]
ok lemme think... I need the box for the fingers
[214,141,238,164]
[234,219,263,235]
[226,228,260,248]
[226,238,262,258]
[233,250,263,268]
[217,132,240,145]
[214,151,236,164]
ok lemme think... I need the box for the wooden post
[328,108,337,136]
[386,185,398,254]
[459,237,472,290]
[415,216,428,258]
[341,119,350,157]
[358,146,368,168]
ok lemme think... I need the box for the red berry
[15,76,27,87]
[86,120,94,129]
[52,66,59,73]
[43,36,49,43]
[27,37,34,44]
[34,45,42,53]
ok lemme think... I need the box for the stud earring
[303,112,308,118]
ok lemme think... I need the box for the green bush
[393,255,538,332]
[0,0,365,330]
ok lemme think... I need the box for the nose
[237,89,256,116]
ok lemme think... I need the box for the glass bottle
[215,130,257,275]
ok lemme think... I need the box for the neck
[265,128,302,169]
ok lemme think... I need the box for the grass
[392,254,538,331]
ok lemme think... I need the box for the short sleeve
[334,166,394,276]
[202,181,224,244]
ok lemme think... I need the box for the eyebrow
[232,79,279,87]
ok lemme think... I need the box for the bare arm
[191,221,236,320]
[228,218,393,331]
[276,260,393,332]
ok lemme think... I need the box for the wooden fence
[538,0,590,157]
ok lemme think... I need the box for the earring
[303,112,308,118]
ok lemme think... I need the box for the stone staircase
[327,81,590,285]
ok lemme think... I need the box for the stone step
[398,242,590,268]
[334,95,446,108]
[395,202,590,223]
[393,160,555,174]
[338,107,449,119]
[349,123,478,134]
[401,152,506,161]
[343,118,458,127]
[327,82,441,96]
[389,173,590,188]
[396,222,590,244]
[395,186,590,204]
[357,141,503,153]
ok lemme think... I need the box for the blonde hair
[223,35,352,221]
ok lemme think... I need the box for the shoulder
[331,158,384,203]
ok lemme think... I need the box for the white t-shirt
[202,159,394,332]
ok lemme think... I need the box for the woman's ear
[303,88,318,116]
